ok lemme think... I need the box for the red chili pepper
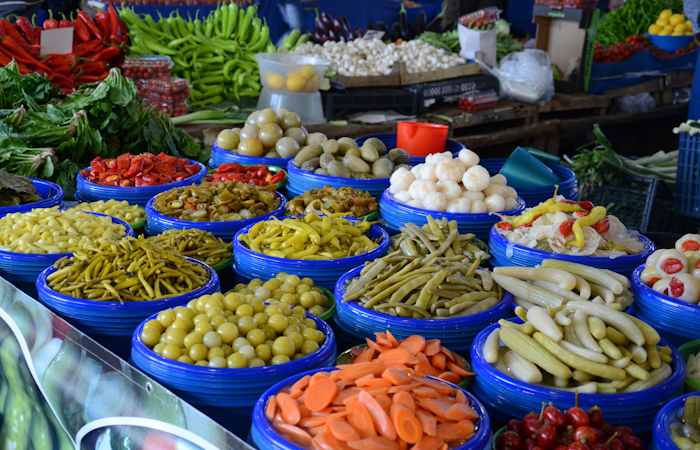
[0,51,11,66]
[108,4,120,44]
[75,60,105,75]
[50,72,75,90]
[52,64,71,76]
[184,200,196,211]
[43,19,58,30]
[0,36,50,71]
[118,20,128,46]
[15,17,37,44]
[591,218,610,234]
[95,11,110,41]
[660,258,684,275]
[123,159,144,178]
[682,240,700,252]
[76,72,109,83]
[559,218,576,238]
[670,277,684,298]
[578,201,595,211]
[71,18,91,42]
[0,19,39,57]
[89,43,120,61]
[33,26,42,38]
[58,13,72,28]
[72,40,95,57]
[41,53,76,67]
[496,222,512,231]
[78,11,102,40]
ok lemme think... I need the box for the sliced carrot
[378,349,420,366]
[377,336,394,348]
[415,411,438,437]
[446,362,474,377]
[306,377,338,412]
[329,418,362,442]
[309,425,325,436]
[330,371,342,382]
[416,398,448,418]
[311,372,330,385]
[296,393,306,405]
[352,347,366,357]
[347,400,377,438]
[291,375,311,393]
[356,373,375,385]
[431,353,447,371]
[392,391,415,413]
[311,407,335,416]
[266,396,278,422]
[334,388,360,405]
[355,347,376,364]
[437,444,447,450]
[274,422,313,447]
[416,377,453,395]
[451,356,466,369]
[436,421,474,443]
[455,390,467,405]
[273,413,286,426]
[299,411,350,428]
[398,335,426,356]
[398,438,408,450]
[412,387,439,398]
[375,394,392,411]
[339,362,389,381]
[422,340,441,357]
[333,406,348,412]
[359,390,397,441]
[367,338,393,353]
[290,389,304,400]
[277,393,301,425]
[357,386,391,397]
[390,403,424,444]
[436,372,461,385]
[382,368,413,386]
[439,347,455,362]
[411,436,443,450]
[337,380,353,390]
[388,383,422,394]
[445,404,478,422]
[414,353,434,377]
[386,331,399,348]
[313,430,353,450]
[376,332,388,341]
[357,378,392,388]
[343,394,361,406]
[348,436,400,450]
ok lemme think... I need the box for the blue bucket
[355,133,466,165]
[0,179,64,215]
[210,142,294,169]
[36,257,219,337]
[652,392,700,450]
[379,190,526,240]
[251,367,492,450]
[334,265,514,355]
[0,212,134,285]
[76,160,208,206]
[286,160,391,198]
[488,227,656,276]
[471,318,686,432]
[131,310,336,408]
[631,264,700,347]
[146,191,287,241]
[479,159,578,207]
[233,216,390,290]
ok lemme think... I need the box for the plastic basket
[206,164,287,190]
[286,160,391,198]
[652,393,700,450]
[251,367,492,450]
[471,318,686,432]
[380,190,526,240]
[334,264,514,355]
[631,265,700,347]
[0,179,64,215]
[322,88,418,121]
[36,258,219,337]
[145,191,287,241]
[479,158,578,207]
[210,142,294,169]
[678,340,700,392]
[131,311,336,408]
[76,160,207,206]
[404,75,500,111]
[0,212,134,284]
[488,227,656,276]
[675,133,700,219]
[355,133,466,165]
[336,344,473,389]
[233,216,390,290]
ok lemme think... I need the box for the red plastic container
[396,122,449,157]
[458,90,498,111]
[122,56,172,80]
[535,0,563,5]
[143,98,188,117]
[563,0,597,7]
[458,7,500,28]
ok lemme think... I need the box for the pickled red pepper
[81,153,201,187]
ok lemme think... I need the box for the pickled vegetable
[232,273,330,317]
[68,200,146,225]
[285,187,378,218]
[147,229,232,267]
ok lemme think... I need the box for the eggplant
[376,21,388,37]
[340,14,353,35]
[355,27,364,38]
[413,11,425,37]
[320,12,334,29]
[313,31,327,44]
[328,28,339,41]
[315,16,329,34]
[441,20,457,32]
[426,4,446,32]
[366,21,374,31]
[391,22,401,42]
[334,17,348,39]
[398,4,407,40]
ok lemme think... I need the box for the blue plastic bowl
[334,264,514,355]
[233,215,390,290]
[146,191,287,241]
[380,190,526,240]
[648,33,694,54]
[355,133,466,165]
[76,160,208,206]
[131,310,336,408]
[251,367,492,450]
[36,258,219,337]
[488,227,656,276]
[210,142,294,169]
[286,160,392,198]
[0,211,134,285]
[471,318,686,432]
[631,264,700,347]
[0,179,64,215]
[479,158,578,208]
[652,392,700,450]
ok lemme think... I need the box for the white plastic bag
[613,93,656,112]
[482,49,555,105]
[458,24,497,67]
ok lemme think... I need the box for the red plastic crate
[138,77,189,104]
[458,90,498,111]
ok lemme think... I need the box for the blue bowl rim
[355,133,466,152]
[0,178,65,215]
[335,264,514,330]
[287,159,394,187]
[211,142,294,167]
[631,264,700,313]
[652,392,700,448]
[251,366,492,450]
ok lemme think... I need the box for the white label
[40,27,74,56]
[363,30,385,40]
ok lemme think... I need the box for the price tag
[40,28,74,56]
[362,30,385,40]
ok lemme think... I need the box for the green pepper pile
[596,0,683,46]
[120,4,274,106]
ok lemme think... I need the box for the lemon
[669,14,685,26]
[286,69,301,79]
[300,64,316,80]
[687,20,693,28]
[648,24,662,34]
[664,24,674,32]
[672,31,684,36]
[656,18,669,27]
[687,31,694,35]
[659,9,672,19]
[674,23,687,32]
[266,72,286,90]
[304,76,320,92]
[658,29,671,36]
[286,76,305,92]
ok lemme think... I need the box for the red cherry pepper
[592,218,610,234]
[71,18,91,42]
[560,219,576,238]
[497,222,512,230]
[659,258,684,275]
[670,277,684,297]
[578,201,595,211]
[682,240,700,252]
[565,407,589,428]
[43,19,59,30]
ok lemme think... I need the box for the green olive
[208,347,224,360]
[301,340,320,355]
[184,332,203,349]
[145,319,164,333]
[253,312,268,326]
[287,331,303,350]
[165,328,186,348]
[271,336,295,358]
[194,322,213,335]
[162,344,181,360]
[227,352,247,368]
[271,354,291,365]
[153,343,165,355]
[224,293,245,311]
[232,337,251,352]
[209,357,227,368]
[248,357,266,368]
[268,314,289,333]
[235,304,254,318]
[237,316,257,335]
[178,355,195,365]
[189,343,208,362]
[247,328,266,347]
[142,328,161,347]
[157,309,176,328]
[256,344,272,361]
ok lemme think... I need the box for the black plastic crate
[322,88,419,120]
[403,74,499,111]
